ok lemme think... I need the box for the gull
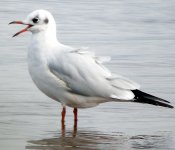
[9,10,173,126]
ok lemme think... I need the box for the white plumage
[10,9,140,108]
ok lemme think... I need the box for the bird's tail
[132,90,174,108]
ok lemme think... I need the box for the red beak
[9,21,33,37]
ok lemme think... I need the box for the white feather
[25,10,140,108]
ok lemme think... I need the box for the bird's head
[9,10,56,37]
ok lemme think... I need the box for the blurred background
[0,0,175,149]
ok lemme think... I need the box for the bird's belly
[28,66,106,108]
[28,64,67,103]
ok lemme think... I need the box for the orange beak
[9,21,33,37]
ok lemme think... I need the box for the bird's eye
[32,17,39,23]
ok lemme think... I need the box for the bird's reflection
[26,125,170,150]
[26,125,123,150]
[61,119,77,137]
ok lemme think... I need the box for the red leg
[61,106,66,123]
[61,107,66,136]
[73,108,78,133]
[73,108,78,122]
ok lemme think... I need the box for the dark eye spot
[44,18,49,24]
[32,17,39,23]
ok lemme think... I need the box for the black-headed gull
[9,10,173,125]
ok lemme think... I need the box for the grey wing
[48,48,140,100]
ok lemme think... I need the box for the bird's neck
[31,30,59,47]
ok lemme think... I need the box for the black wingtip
[134,99,174,109]
[168,105,174,109]
[132,90,174,109]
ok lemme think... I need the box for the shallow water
[0,0,175,149]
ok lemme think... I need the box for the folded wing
[48,48,139,100]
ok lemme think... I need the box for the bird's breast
[27,46,65,101]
